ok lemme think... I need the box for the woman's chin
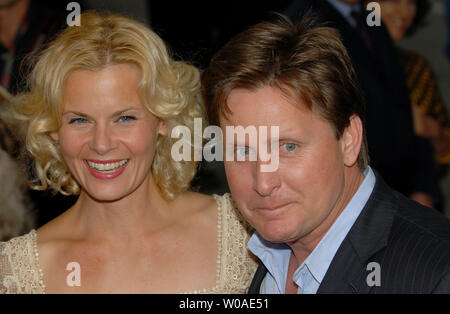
[389,28,407,41]
[83,188,132,203]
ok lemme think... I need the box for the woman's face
[378,0,417,41]
[53,63,166,202]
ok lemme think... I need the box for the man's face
[221,86,357,244]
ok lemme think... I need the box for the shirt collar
[248,166,376,290]
[248,233,291,292]
[299,166,376,284]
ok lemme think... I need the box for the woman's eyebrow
[62,111,89,118]
[62,107,143,119]
[111,107,143,117]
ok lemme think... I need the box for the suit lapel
[318,172,398,293]
[248,263,268,294]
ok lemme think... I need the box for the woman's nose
[89,123,117,155]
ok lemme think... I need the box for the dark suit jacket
[284,0,437,198]
[248,172,450,293]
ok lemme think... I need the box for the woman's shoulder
[173,191,254,238]
[179,192,258,293]
[177,192,244,219]
[0,229,36,258]
[214,193,258,293]
[215,193,254,238]
[0,230,45,293]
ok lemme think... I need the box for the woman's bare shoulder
[177,191,217,207]
[35,209,74,245]
[172,191,219,222]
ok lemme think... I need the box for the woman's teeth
[87,160,128,173]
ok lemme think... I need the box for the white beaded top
[0,194,258,294]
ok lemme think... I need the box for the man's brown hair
[201,14,370,169]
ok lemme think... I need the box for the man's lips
[253,202,294,211]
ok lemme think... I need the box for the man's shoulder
[363,187,450,292]
[391,191,450,247]
[366,172,450,247]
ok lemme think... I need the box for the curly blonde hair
[13,11,205,200]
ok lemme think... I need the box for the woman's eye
[117,115,137,122]
[69,117,88,124]
[282,143,297,152]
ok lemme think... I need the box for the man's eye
[69,117,88,124]
[236,147,250,156]
[117,115,137,122]
[282,143,297,152]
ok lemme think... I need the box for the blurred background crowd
[0,0,449,241]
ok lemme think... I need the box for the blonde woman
[0,11,257,294]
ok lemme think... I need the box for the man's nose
[252,160,281,197]
[89,123,117,155]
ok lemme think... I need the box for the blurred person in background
[0,86,34,241]
[446,0,450,59]
[285,0,438,209]
[0,0,66,94]
[0,0,80,227]
[373,0,450,211]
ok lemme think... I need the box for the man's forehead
[219,86,313,125]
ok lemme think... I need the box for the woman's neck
[64,174,173,244]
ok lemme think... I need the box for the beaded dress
[0,194,258,293]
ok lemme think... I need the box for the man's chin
[257,224,301,244]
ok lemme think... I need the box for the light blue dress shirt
[248,167,376,294]
[326,0,361,28]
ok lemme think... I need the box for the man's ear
[341,115,363,167]
[158,121,167,136]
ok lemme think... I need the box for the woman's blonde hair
[13,11,204,200]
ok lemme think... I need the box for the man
[201,16,450,293]
[284,0,438,209]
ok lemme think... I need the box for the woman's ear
[49,131,59,142]
[158,121,168,136]
[341,114,363,167]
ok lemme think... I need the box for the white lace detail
[0,230,45,294]
[186,194,258,294]
[0,194,257,293]
[216,193,258,293]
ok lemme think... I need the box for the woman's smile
[85,159,130,180]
